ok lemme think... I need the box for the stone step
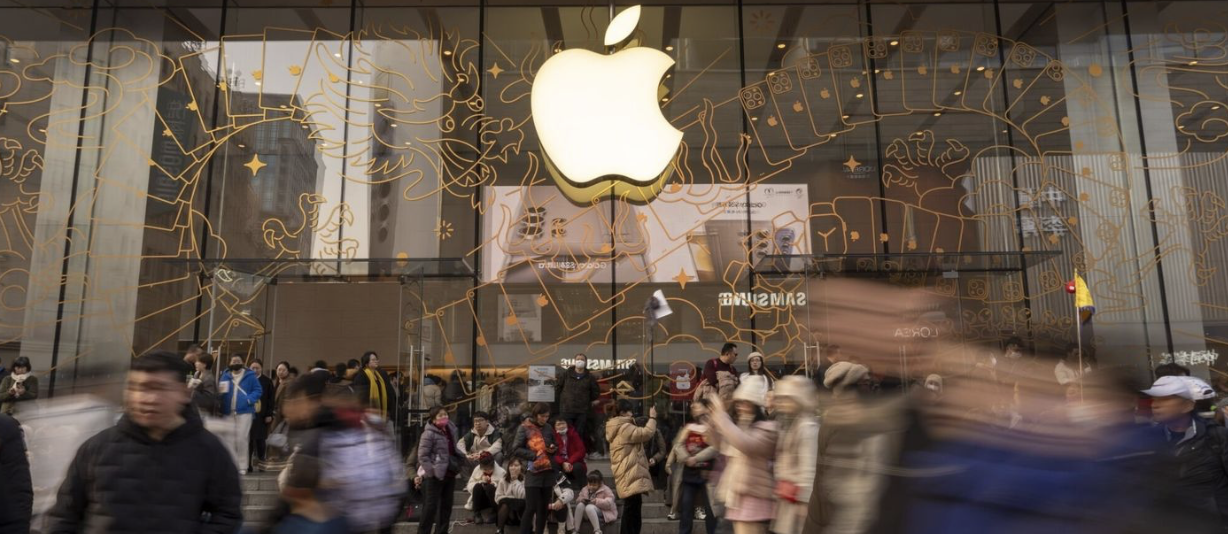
[242,490,282,508]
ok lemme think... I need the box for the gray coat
[418,421,462,480]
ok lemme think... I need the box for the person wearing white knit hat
[704,380,778,534]
[769,377,818,534]
[822,361,871,397]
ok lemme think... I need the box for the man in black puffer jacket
[555,354,600,454]
[0,412,32,534]
[46,351,242,534]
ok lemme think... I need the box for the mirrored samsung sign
[718,291,807,308]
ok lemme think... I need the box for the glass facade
[1,0,1226,403]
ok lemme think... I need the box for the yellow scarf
[364,368,388,417]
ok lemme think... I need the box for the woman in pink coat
[570,470,618,534]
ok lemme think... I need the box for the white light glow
[532,5,682,191]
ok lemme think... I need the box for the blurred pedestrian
[250,359,276,471]
[770,377,818,534]
[46,351,241,533]
[557,354,601,454]
[496,457,528,534]
[512,403,558,534]
[352,351,395,420]
[0,357,38,417]
[270,454,347,534]
[705,379,776,534]
[271,361,292,429]
[606,400,659,534]
[0,412,32,534]
[571,470,617,534]
[418,405,465,534]
[460,410,504,465]
[465,452,504,524]
[276,373,404,533]
[552,418,587,487]
[740,353,774,390]
[422,375,444,410]
[218,354,262,474]
[667,401,719,534]
[1142,375,1228,525]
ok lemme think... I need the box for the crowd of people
[5,276,1228,534]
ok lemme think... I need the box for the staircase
[242,460,684,534]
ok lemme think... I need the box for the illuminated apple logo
[531,5,682,203]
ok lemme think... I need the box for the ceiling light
[855,93,864,98]
[751,116,758,121]
[841,115,850,119]
[390,123,398,128]
[443,50,452,56]
[890,40,899,46]
[1189,60,1199,65]
[279,104,288,108]
[976,66,986,72]
[9,58,19,64]
[661,97,669,102]
[665,45,674,51]
[874,69,880,74]
[1001,129,1008,134]
[334,53,341,58]
[933,112,942,117]
[38,128,46,133]
[238,143,246,148]
[254,82,261,86]
[829,134,837,138]
[1214,105,1222,110]
[953,90,962,95]
[776,43,786,49]
[405,141,411,145]
[375,103,382,108]
[665,74,672,79]
[301,125,308,129]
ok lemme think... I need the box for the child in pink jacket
[570,470,618,534]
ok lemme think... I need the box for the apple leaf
[604,5,641,47]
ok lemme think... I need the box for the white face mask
[575,360,586,370]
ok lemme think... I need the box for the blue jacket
[218,369,262,416]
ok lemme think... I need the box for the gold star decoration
[488,62,504,79]
[186,101,198,111]
[218,81,228,92]
[289,65,302,76]
[880,233,890,243]
[882,70,894,80]
[849,230,860,241]
[435,220,454,240]
[1048,234,1060,244]
[251,70,263,81]
[843,155,861,172]
[536,295,549,307]
[162,129,173,138]
[243,154,267,176]
[673,268,692,290]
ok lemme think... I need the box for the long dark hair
[504,457,525,482]
[274,361,291,386]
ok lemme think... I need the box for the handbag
[267,421,288,449]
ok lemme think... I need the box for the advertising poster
[527,365,557,402]
[482,185,811,284]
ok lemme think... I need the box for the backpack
[317,418,407,531]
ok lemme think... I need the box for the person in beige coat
[770,376,819,534]
[605,400,658,534]
[705,379,777,534]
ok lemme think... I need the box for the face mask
[229,363,244,372]
[435,416,450,427]
[575,360,586,370]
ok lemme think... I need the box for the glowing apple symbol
[531,5,682,203]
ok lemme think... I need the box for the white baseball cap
[1141,375,1216,400]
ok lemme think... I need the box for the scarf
[364,368,388,417]
[437,420,461,475]
[523,420,552,473]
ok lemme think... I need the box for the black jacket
[555,367,599,415]
[352,368,396,417]
[252,374,275,433]
[512,420,558,488]
[46,407,242,534]
[1168,415,1228,524]
[0,413,31,534]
